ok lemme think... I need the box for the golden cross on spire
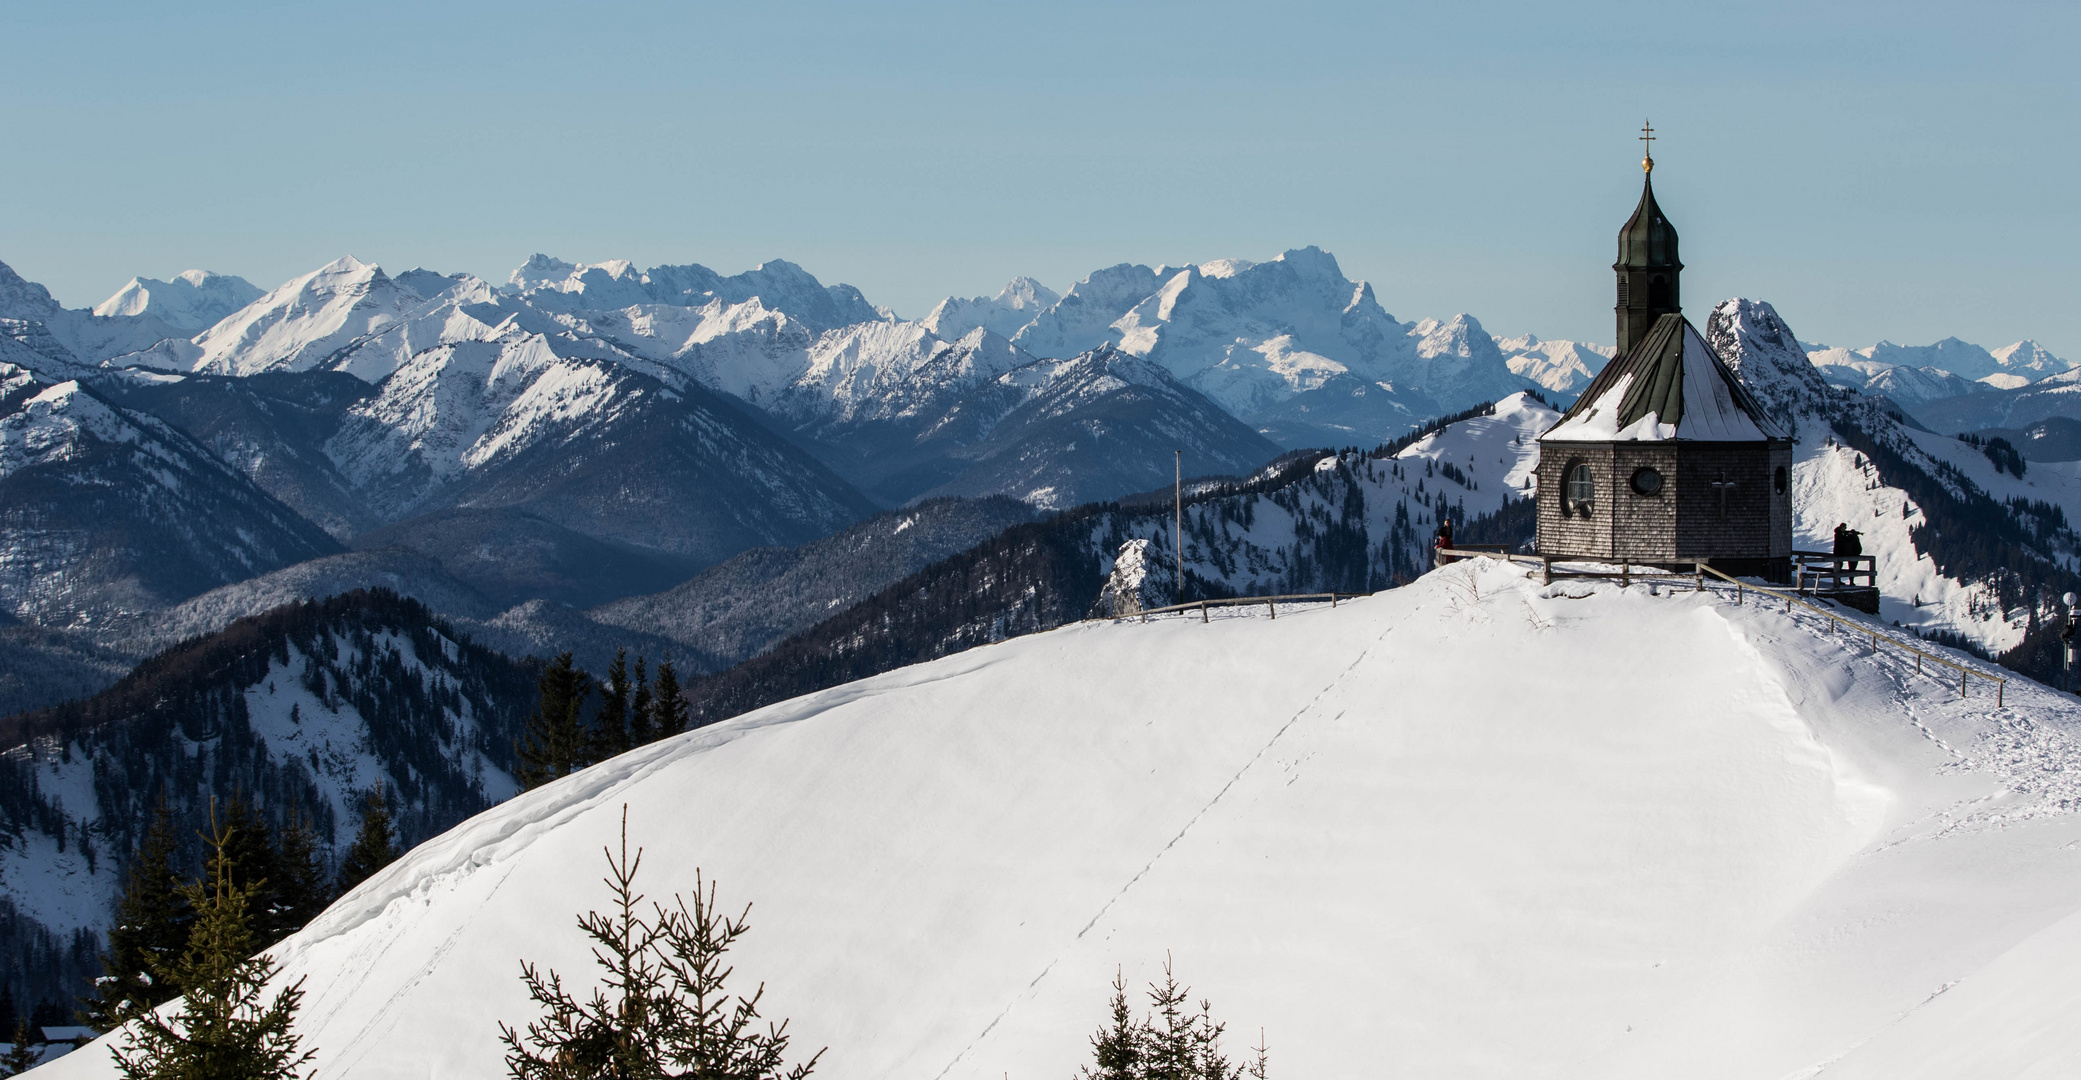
[1640,119,1655,175]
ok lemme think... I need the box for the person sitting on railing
[1434,519,1455,567]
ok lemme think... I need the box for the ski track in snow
[932,612,1392,1080]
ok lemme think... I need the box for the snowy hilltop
[39,557,2081,1079]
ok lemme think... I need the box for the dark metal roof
[1542,313,1787,442]
[1616,176,1680,269]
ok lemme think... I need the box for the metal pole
[1175,450,1183,605]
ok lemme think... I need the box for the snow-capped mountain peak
[1496,334,1613,397]
[190,256,417,379]
[0,258,63,320]
[921,276,1061,342]
[91,270,263,332]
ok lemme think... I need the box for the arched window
[1566,461,1594,516]
[1773,466,1788,494]
[1617,278,1629,305]
[1649,277,1671,307]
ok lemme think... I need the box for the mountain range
[4,264,2080,1038]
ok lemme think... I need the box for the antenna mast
[1175,450,1184,604]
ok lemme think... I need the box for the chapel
[1534,126,1795,582]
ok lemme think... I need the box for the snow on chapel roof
[1541,313,1786,442]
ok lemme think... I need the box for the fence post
[1542,556,1553,585]
[1621,562,1630,588]
[1201,601,1209,624]
[1998,680,2005,708]
[1961,670,1968,696]
[1331,593,1338,608]
[1268,598,1277,620]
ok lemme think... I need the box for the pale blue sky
[3,1,2075,355]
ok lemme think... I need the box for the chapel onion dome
[1616,174,1681,270]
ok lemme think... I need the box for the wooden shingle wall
[1536,440,1794,574]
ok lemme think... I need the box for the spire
[1612,127,1681,355]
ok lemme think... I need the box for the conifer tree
[1078,968,1141,1080]
[219,798,290,945]
[334,785,400,897]
[111,808,316,1080]
[499,807,822,1080]
[90,796,192,1029]
[648,656,688,740]
[653,870,820,1080]
[517,654,592,789]
[1074,958,1252,1080]
[628,656,654,748]
[593,650,633,761]
[270,812,331,940]
[1,1018,40,1078]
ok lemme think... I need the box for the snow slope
[189,257,428,379]
[1708,298,2080,657]
[1496,333,1612,398]
[44,558,2081,1080]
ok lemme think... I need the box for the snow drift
[43,558,2081,1080]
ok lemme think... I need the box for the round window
[1630,467,1664,495]
[1565,461,1594,516]
[1773,465,1788,494]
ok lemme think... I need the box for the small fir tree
[499,807,822,1080]
[111,808,316,1080]
[593,650,633,761]
[90,796,192,1029]
[517,654,593,789]
[333,785,399,897]
[1079,969,1141,1080]
[1075,958,1252,1080]
[1,1018,40,1078]
[648,656,688,740]
[628,656,654,748]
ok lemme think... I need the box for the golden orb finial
[1639,119,1655,175]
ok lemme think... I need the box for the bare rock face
[1091,537,1170,618]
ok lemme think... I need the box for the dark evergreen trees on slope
[628,656,653,748]
[648,657,687,740]
[0,1019,39,1078]
[112,812,315,1080]
[0,589,537,866]
[498,808,822,1080]
[516,654,592,791]
[334,786,400,897]
[593,651,633,762]
[2,589,538,1023]
[88,798,193,1029]
[270,813,330,942]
